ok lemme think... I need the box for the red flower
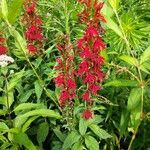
[55,75,64,87]
[77,38,85,49]
[82,109,93,120]
[0,45,7,55]
[22,0,43,55]
[80,46,92,58]
[89,84,101,94]
[84,74,96,84]
[82,91,91,102]
[67,78,76,90]
[59,90,70,106]
[85,26,99,39]
[27,44,37,54]
[92,56,104,65]
[78,61,89,75]
[26,2,36,14]
[93,37,105,52]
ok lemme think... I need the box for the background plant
[0,0,149,150]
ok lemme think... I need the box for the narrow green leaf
[140,46,150,64]
[1,0,8,20]
[34,80,43,102]
[8,0,24,24]
[119,109,130,136]
[14,103,45,113]
[105,16,123,38]
[72,141,83,150]
[89,124,112,139]
[37,122,49,146]
[127,88,141,111]
[127,88,142,129]
[85,135,99,150]
[108,0,120,10]
[22,116,38,132]
[12,132,36,150]
[120,55,139,67]
[19,89,34,103]
[8,70,25,91]
[62,131,81,150]
[0,122,9,132]
[53,128,66,142]
[79,118,87,136]
[14,109,61,128]
[104,79,138,87]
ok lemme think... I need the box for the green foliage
[0,0,149,149]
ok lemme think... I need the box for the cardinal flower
[82,109,93,120]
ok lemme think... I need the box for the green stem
[5,76,12,126]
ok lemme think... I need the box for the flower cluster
[54,35,76,106]
[77,0,106,120]
[0,54,14,67]
[22,0,43,54]
[0,33,14,67]
[0,33,7,55]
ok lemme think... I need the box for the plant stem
[5,75,12,126]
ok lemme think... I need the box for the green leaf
[127,88,141,111]
[53,128,66,142]
[12,132,36,150]
[85,135,99,150]
[120,55,139,67]
[19,89,34,103]
[89,124,112,139]
[103,79,138,87]
[119,109,130,136]
[34,80,43,102]
[72,141,83,150]
[140,46,150,64]
[1,0,8,20]
[8,70,25,91]
[14,103,45,113]
[108,0,120,10]
[37,122,49,147]
[22,116,38,132]
[105,17,123,38]
[62,131,81,150]
[8,28,27,59]
[14,109,61,128]
[127,88,142,129]
[79,118,87,136]
[2,91,14,108]
[8,0,24,24]
[0,122,9,132]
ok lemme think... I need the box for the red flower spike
[22,0,43,55]
[85,26,99,39]
[82,91,91,102]
[67,78,76,90]
[55,75,64,87]
[59,90,70,106]
[54,35,76,107]
[77,0,106,118]
[82,110,93,120]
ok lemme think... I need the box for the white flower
[0,54,14,67]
